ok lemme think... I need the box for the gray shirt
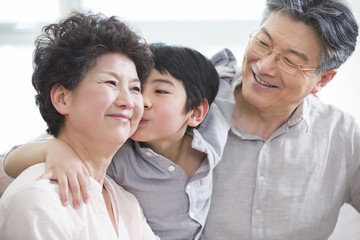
[107,68,235,240]
[204,49,360,240]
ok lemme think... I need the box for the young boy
[3,43,235,239]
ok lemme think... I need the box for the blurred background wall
[1,0,359,153]
[0,0,360,238]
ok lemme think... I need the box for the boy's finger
[78,174,90,204]
[68,174,82,209]
[57,175,69,207]
[37,170,55,180]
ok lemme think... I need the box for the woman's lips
[108,113,131,122]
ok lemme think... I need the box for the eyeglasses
[248,32,318,77]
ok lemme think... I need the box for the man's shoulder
[306,94,359,128]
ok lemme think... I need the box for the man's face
[241,11,325,113]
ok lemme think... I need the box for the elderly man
[205,0,360,239]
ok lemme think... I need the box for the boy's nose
[143,96,152,109]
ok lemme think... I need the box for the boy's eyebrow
[151,78,176,87]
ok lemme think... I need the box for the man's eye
[258,39,271,49]
[283,57,298,67]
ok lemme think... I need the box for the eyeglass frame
[248,32,318,77]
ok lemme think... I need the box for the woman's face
[64,52,143,146]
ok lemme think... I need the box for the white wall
[0,0,360,153]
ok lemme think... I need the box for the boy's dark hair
[32,10,153,137]
[149,42,219,113]
[262,0,358,72]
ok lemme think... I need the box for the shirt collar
[287,96,311,132]
[133,130,212,176]
[232,76,311,135]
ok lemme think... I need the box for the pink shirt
[0,163,159,240]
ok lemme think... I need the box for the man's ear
[50,84,70,115]
[311,69,337,94]
[187,99,209,128]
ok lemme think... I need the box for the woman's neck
[57,132,118,185]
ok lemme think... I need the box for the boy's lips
[139,119,148,125]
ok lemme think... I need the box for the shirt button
[255,208,262,215]
[189,211,195,218]
[145,151,152,156]
[259,176,265,182]
[168,165,175,172]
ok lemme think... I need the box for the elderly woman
[0,11,158,239]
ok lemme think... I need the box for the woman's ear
[50,84,70,115]
[311,69,337,94]
[187,99,209,128]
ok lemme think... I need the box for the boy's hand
[38,139,90,208]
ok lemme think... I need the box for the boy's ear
[187,99,209,128]
[311,69,337,94]
[50,84,71,115]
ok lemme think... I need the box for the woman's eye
[131,86,141,93]
[106,80,117,86]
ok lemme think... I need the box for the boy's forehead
[145,69,184,87]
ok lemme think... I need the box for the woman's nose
[115,90,134,109]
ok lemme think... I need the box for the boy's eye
[154,89,168,94]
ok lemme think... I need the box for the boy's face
[131,69,192,145]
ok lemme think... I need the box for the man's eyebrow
[261,28,310,63]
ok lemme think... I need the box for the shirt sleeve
[2,134,53,179]
[347,119,360,212]
[196,48,239,166]
[2,145,21,180]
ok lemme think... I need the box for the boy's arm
[4,141,49,178]
[3,139,89,207]
[197,48,239,165]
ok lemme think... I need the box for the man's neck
[232,88,296,141]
